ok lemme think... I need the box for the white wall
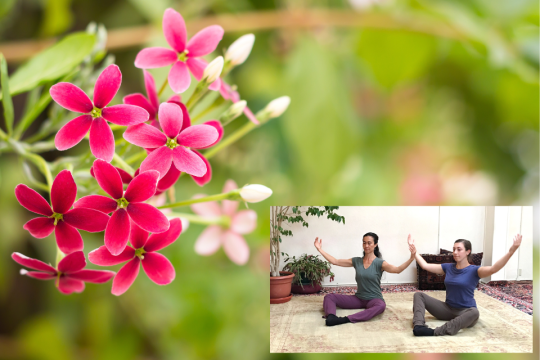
[278,206,532,285]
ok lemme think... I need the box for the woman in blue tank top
[410,234,522,336]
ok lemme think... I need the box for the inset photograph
[270,206,533,353]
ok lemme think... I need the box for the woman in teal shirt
[315,232,417,326]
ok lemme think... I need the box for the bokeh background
[0,0,538,359]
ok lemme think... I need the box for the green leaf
[8,32,95,96]
[0,53,14,136]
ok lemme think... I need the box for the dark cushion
[440,248,483,266]
[417,251,484,290]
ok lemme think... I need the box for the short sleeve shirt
[351,257,384,301]
[441,263,480,308]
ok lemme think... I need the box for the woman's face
[363,236,377,254]
[453,242,470,262]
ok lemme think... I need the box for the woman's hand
[409,243,417,258]
[510,234,522,252]
[314,237,323,251]
[407,234,415,246]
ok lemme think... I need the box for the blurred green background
[0,0,538,359]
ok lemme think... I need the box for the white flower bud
[203,56,224,84]
[225,34,255,66]
[222,100,247,122]
[239,184,273,203]
[264,96,290,118]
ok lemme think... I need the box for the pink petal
[24,271,56,280]
[222,179,239,216]
[54,115,93,151]
[199,120,223,148]
[57,251,86,273]
[163,8,187,53]
[12,252,56,273]
[230,210,257,234]
[102,104,149,126]
[89,117,114,162]
[57,277,85,294]
[92,159,124,199]
[157,165,181,192]
[194,225,223,255]
[222,230,249,265]
[126,203,170,233]
[23,217,55,238]
[124,170,159,203]
[190,151,212,186]
[158,102,183,139]
[73,195,118,214]
[186,25,224,57]
[172,147,207,177]
[123,93,156,119]
[51,170,77,214]
[168,61,191,94]
[177,125,218,148]
[105,208,131,256]
[50,82,93,113]
[134,47,177,68]
[89,245,135,266]
[63,208,110,232]
[55,221,84,254]
[68,269,115,283]
[144,70,159,111]
[167,94,182,104]
[185,57,206,80]
[15,184,52,216]
[208,77,221,91]
[128,220,148,249]
[164,100,191,132]
[144,218,182,252]
[140,146,173,179]
[93,64,121,109]
[244,106,259,124]
[141,252,175,285]
[112,258,140,296]
[123,123,167,148]
[117,168,134,184]
[191,196,222,217]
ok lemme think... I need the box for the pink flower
[191,180,255,265]
[12,251,115,295]
[74,159,169,256]
[51,64,149,162]
[88,218,181,296]
[134,8,224,93]
[123,102,219,179]
[15,170,110,254]
[219,81,259,124]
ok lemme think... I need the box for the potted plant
[270,206,345,303]
[283,254,335,294]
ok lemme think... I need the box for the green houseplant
[283,253,335,294]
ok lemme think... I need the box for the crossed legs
[323,293,386,323]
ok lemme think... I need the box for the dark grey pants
[412,292,480,336]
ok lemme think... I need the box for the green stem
[110,124,125,132]
[166,212,229,226]
[158,190,240,209]
[157,78,169,97]
[204,121,257,159]
[191,96,226,125]
[185,82,209,111]
[112,153,134,174]
[13,89,52,140]
[55,246,65,268]
[125,151,147,165]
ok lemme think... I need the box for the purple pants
[323,293,386,323]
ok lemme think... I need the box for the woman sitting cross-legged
[314,232,417,326]
[411,234,522,336]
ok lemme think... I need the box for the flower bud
[221,100,247,123]
[225,34,255,66]
[264,96,290,118]
[239,184,272,203]
[203,56,224,84]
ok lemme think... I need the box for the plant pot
[291,282,322,294]
[270,271,295,304]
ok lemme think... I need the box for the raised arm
[381,240,416,274]
[478,234,522,278]
[314,237,353,267]
[408,234,445,275]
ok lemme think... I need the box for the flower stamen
[51,212,64,226]
[166,137,178,149]
[117,197,129,209]
[134,248,146,259]
[90,107,102,118]
[177,50,189,62]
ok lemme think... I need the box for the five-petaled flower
[12,251,115,295]
[134,8,224,93]
[89,218,181,296]
[74,159,169,256]
[15,170,110,254]
[123,102,219,179]
[191,180,255,265]
[51,64,149,162]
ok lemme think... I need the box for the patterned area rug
[271,291,533,353]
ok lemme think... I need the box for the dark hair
[363,232,382,259]
[454,239,472,263]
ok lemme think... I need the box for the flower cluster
[11,8,287,296]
